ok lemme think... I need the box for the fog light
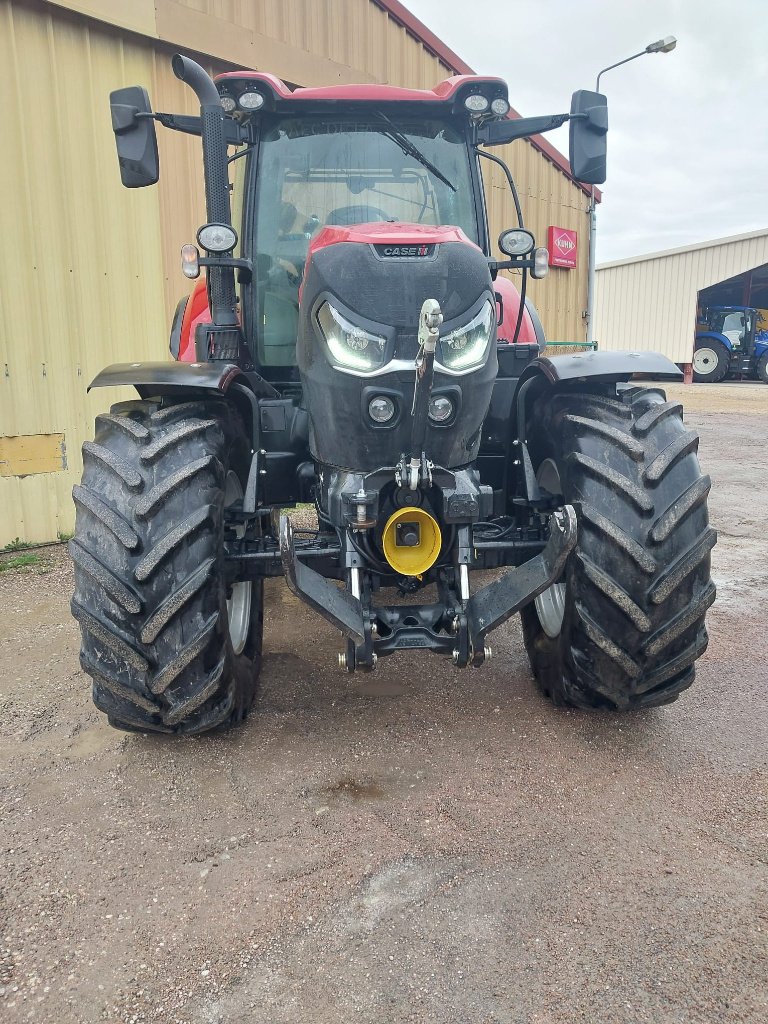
[428,395,454,422]
[368,395,395,423]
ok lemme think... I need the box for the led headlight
[438,301,495,371]
[219,94,237,113]
[491,97,510,116]
[464,93,490,113]
[197,223,238,253]
[239,91,265,110]
[317,302,387,371]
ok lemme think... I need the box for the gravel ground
[0,382,766,1024]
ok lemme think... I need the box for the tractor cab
[214,73,532,377]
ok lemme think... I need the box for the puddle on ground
[322,777,385,800]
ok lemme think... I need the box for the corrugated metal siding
[0,0,169,544]
[1,0,589,544]
[595,233,768,363]
[484,143,589,343]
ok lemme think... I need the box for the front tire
[693,339,730,382]
[756,352,768,384]
[71,399,263,734]
[521,385,715,710]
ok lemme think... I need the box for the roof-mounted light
[219,94,237,113]
[464,93,490,113]
[239,91,265,111]
[491,97,510,117]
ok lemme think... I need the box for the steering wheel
[326,205,391,226]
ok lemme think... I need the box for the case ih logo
[375,244,435,258]
[547,227,578,269]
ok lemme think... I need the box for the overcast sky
[405,0,768,263]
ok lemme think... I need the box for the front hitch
[280,515,365,643]
[466,505,578,661]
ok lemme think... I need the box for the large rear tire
[692,339,730,382]
[71,399,263,734]
[521,384,715,710]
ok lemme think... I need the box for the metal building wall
[595,230,768,363]
[0,0,167,544]
[1,0,590,545]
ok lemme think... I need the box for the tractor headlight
[317,302,388,371]
[438,300,495,371]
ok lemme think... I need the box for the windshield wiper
[374,111,456,192]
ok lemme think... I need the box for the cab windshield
[710,310,753,346]
[250,115,477,368]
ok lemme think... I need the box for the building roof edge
[597,228,768,270]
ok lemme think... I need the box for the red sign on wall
[547,226,578,269]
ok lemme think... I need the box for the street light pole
[585,36,676,345]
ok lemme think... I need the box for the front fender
[88,361,277,399]
[88,361,278,448]
[518,349,683,387]
[511,349,683,443]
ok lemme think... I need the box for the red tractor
[70,55,715,734]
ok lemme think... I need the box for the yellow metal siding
[595,232,768,364]
[1,0,589,544]
[484,145,589,342]
[0,0,168,544]
[0,434,67,476]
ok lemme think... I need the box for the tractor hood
[296,222,498,472]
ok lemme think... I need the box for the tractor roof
[214,71,509,108]
[707,304,756,312]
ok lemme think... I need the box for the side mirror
[109,86,159,188]
[569,90,608,184]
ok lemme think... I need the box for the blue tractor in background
[693,304,768,383]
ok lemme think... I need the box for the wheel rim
[534,458,566,639]
[224,471,252,656]
[693,347,719,375]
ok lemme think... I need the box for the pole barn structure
[0,0,593,544]
[595,228,768,367]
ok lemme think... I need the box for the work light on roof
[219,94,237,113]
[464,93,490,113]
[490,97,510,116]
[239,91,265,110]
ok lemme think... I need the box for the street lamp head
[646,35,677,54]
